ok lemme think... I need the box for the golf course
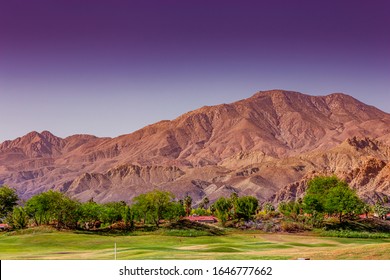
[1,226,390,260]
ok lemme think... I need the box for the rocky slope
[1,90,389,204]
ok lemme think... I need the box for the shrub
[262,221,279,232]
[280,221,307,233]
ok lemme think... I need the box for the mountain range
[1,90,390,204]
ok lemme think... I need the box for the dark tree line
[0,187,186,230]
[1,176,388,231]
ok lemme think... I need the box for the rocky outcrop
[64,164,185,203]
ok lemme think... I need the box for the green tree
[202,197,209,209]
[79,201,104,229]
[184,195,193,217]
[324,184,364,222]
[230,193,238,219]
[25,192,52,225]
[100,201,126,225]
[165,201,185,222]
[6,206,28,229]
[303,176,364,223]
[213,197,232,226]
[123,205,135,230]
[56,196,80,229]
[303,176,341,214]
[25,191,80,229]
[209,204,216,215]
[0,185,19,221]
[278,201,302,221]
[374,202,389,220]
[132,190,175,227]
[236,196,258,221]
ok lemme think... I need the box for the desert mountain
[1,90,390,204]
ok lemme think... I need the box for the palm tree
[184,195,192,216]
[202,197,209,209]
[230,193,238,218]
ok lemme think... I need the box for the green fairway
[1,228,390,260]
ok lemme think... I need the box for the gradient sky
[1,0,389,142]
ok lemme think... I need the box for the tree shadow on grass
[323,218,390,232]
[164,219,225,236]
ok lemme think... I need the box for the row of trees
[0,186,185,230]
[278,176,390,225]
[200,177,385,226]
[1,176,389,230]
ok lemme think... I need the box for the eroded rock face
[348,158,386,186]
[1,90,390,203]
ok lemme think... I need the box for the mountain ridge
[1,90,390,204]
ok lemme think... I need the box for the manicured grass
[1,227,390,260]
[319,230,390,239]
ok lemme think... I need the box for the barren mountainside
[1,90,390,204]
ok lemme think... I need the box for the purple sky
[1,0,389,142]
